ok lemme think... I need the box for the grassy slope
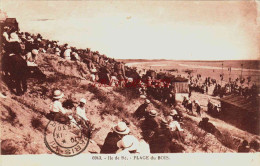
[1,52,258,154]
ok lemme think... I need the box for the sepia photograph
[0,0,259,165]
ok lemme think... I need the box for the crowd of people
[101,98,186,153]
[182,97,202,116]
[189,73,259,99]
[1,25,46,95]
[1,21,259,154]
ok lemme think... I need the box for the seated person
[75,98,89,125]
[100,122,130,154]
[47,90,70,124]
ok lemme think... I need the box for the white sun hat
[140,95,146,99]
[117,135,139,151]
[53,90,64,99]
[32,49,38,55]
[145,99,150,104]
[170,109,178,116]
[80,98,87,104]
[113,122,130,135]
[149,110,158,117]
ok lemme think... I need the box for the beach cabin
[173,77,189,102]
[219,95,260,134]
[0,18,19,31]
[146,70,157,79]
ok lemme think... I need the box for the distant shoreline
[121,59,260,70]
[118,59,260,62]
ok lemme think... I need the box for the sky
[1,0,259,60]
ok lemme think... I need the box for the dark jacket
[133,103,148,119]
[187,103,192,111]
[149,128,173,153]
[141,116,160,132]
[238,145,250,153]
[198,121,217,134]
[100,132,122,154]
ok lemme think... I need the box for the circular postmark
[44,120,90,157]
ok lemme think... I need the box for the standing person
[207,98,213,114]
[133,99,151,119]
[194,100,201,116]
[110,72,119,87]
[187,100,193,115]
[48,90,70,124]
[4,28,27,95]
[55,47,61,56]
[182,96,188,107]
[100,122,130,154]
[114,62,126,79]
[213,104,220,116]
[63,45,71,60]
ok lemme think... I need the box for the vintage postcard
[0,0,259,166]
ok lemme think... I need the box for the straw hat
[145,99,150,104]
[113,122,130,135]
[166,115,173,122]
[21,34,26,39]
[149,110,158,117]
[32,49,38,55]
[55,47,60,52]
[194,100,199,105]
[160,118,168,127]
[80,98,87,104]
[53,90,64,99]
[117,135,139,152]
[128,78,133,83]
[27,36,34,42]
[3,26,9,30]
[170,109,178,116]
[140,95,146,99]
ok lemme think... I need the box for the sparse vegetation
[1,104,18,125]
[1,139,19,155]
[31,116,45,132]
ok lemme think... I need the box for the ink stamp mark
[44,120,90,157]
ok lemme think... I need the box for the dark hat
[202,117,209,122]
